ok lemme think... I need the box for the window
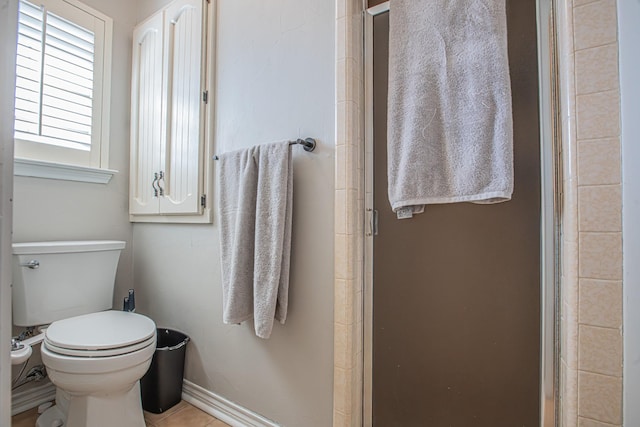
[14,0,112,172]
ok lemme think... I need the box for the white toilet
[12,241,156,427]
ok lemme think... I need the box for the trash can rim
[157,336,190,351]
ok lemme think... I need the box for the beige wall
[558,0,624,425]
[132,1,336,426]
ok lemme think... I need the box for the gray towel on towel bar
[217,142,293,339]
[387,0,514,219]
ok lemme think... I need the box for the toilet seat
[45,335,156,358]
[44,310,156,358]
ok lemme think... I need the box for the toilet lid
[45,310,156,352]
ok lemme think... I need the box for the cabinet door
[159,0,205,215]
[130,12,163,215]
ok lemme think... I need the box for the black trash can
[140,329,190,414]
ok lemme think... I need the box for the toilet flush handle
[11,338,24,351]
[20,260,39,269]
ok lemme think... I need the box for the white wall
[11,0,137,307]
[1,0,18,424]
[619,1,640,425]
[132,0,336,425]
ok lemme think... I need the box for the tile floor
[12,400,230,427]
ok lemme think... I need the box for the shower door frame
[361,1,560,426]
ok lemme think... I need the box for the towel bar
[213,138,316,160]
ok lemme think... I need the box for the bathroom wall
[558,0,624,425]
[11,0,137,305]
[132,1,336,426]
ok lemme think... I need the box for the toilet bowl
[38,311,156,427]
[11,241,156,427]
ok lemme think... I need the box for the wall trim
[11,381,56,416]
[182,380,279,427]
[14,158,117,184]
[12,380,278,426]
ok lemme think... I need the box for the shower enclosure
[363,1,558,426]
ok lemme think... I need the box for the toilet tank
[12,240,126,327]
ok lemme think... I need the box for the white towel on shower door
[387,0,514,219]
[217,142,293,339]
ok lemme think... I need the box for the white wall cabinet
[129,0,211,222]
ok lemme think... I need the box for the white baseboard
[11,381,56,416]
[11,378,276,427]
[182,380,279,427]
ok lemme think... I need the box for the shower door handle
[366,209,379,237]
[373,209,379,236]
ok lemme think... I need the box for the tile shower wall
[334,0,364,426]
[559,0,623,426]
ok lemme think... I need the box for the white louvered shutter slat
[14,0,95,151]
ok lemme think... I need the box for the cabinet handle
[158,171,165,196]
[152,172,159,197]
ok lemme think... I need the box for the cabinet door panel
[130,13,163,215]
[160,0,204,215]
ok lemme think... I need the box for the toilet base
[38,381,146,427]
[36,404,65,427]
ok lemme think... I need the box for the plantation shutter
[15,0,95,152]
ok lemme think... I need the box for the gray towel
[217,142,293,339]
[388,0,513,219]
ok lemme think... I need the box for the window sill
[14,158,118,184]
